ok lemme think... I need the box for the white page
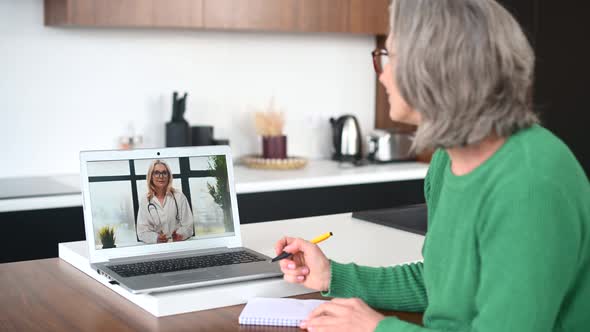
[239,297,328,326]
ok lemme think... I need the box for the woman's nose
[378,62,391,87]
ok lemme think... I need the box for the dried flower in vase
[253,98,285,137]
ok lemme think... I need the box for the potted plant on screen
[207,155,233,232]
[98,226,116,249]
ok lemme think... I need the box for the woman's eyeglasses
[372,48,390,75]
[153,170,169,178]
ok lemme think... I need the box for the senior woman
[136,160,194,244]
[275,0,590,331]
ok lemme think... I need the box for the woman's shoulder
[139,194,150,204]
[425,149,449,183]
[424,149,449,205]
[430,149,449,169]
[171,189,188,201]
[489,126,589,219]
[514,125,586,183]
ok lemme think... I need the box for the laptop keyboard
[107,251,266,278]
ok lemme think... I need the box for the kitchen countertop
[234,160,428,193]
[0,160,429,213]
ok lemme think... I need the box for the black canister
[166,121,191,147]
[191,126,214,146]
[166,91,191,147]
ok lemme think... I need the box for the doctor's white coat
[136,190,194,244]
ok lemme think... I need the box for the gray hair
[388,0,538,152]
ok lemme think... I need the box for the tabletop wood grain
[0,258,423,331]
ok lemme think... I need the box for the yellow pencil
[309,232,333,244]
[271,232,333,262]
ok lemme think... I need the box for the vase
[262,135,287,159]
[102,243,116,249]
[191,126,214,146]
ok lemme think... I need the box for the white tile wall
[0,0,377,177]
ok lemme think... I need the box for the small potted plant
[98,226,116,249]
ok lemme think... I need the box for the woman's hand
[301,298,385,332]
[172,230,183,242]
[157,232,168,243]
[274,236,331,292]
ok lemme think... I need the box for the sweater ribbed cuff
[375,317,404,332]
[320,260,356,298]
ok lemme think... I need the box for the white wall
[0,0,376,178]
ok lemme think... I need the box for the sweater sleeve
[321,260,428,312]
[318,152,443,313]
[373,179,582,332]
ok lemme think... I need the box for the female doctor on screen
[136,159,194,244]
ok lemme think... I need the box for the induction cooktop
[352,204,427,235]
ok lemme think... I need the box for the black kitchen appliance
[352,204,427,235]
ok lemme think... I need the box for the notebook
[239,297,328,327]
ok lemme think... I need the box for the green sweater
[323,125,590,331]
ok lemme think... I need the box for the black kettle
[330,115,363,161]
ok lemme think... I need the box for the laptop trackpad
[164,270,216,284]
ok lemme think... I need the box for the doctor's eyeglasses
[153,170,169,178]
[372,48,390,75]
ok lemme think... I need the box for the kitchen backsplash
[0,0,376,177]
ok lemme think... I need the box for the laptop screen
[86,155,235,250]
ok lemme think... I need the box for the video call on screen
[87,155,235,250]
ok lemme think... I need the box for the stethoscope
[147,193,180,225]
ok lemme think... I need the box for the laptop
[80,146,282,294]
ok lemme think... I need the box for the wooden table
[0,258,423,331]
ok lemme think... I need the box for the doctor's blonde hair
[146,159,175,200]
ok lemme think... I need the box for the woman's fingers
[283,238,313,255]
[330,298,361,305]
[279,258,296,270]
[275,237,315,265]
[301,315,334,330]
[279,257,310,284]
[275,236,298,255]
[292,252,306,266]
[283,273,306,283]
[307,302,348,320]
[274,236,330,289]
[279,259,310,276]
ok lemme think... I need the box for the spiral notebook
[239,297,327,327]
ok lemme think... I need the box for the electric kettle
[330,115,363,161]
